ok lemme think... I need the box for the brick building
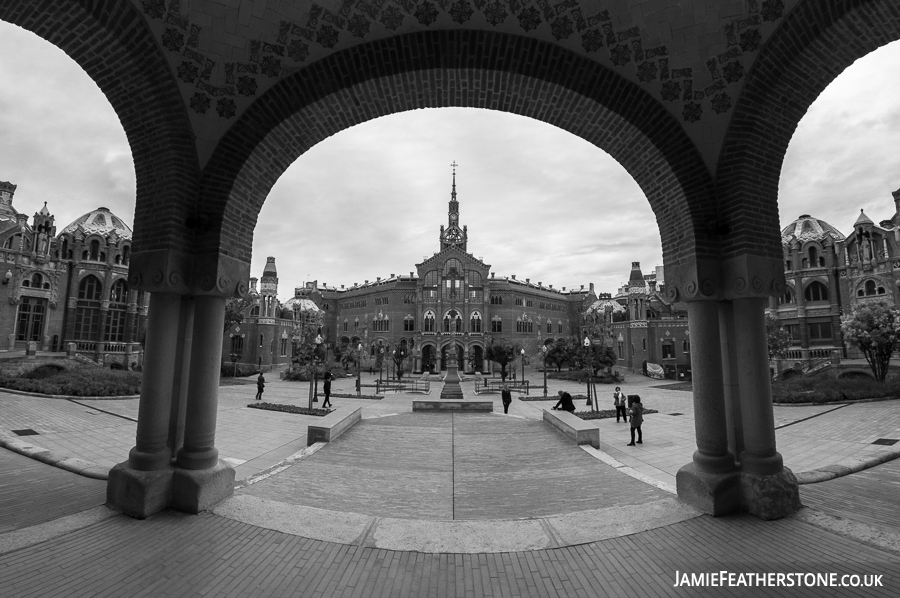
[0,180,148,367]
[224,169,597,373]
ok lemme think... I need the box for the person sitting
[552,390,575,413]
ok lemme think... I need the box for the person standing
[613,387,628,423]
[255,373,265,401]
[501,384,512,414]
[627,396,643,446]
[322,370,333,408]
[552,390,575,413]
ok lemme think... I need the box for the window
[354,318,359,331]
[631,343,635,357]
[808,322,833,341]
[89,239,100,261]
[780,288,794,305]
[105,279,128,343]
[403,294,415,304]
[490,295,502,305]
[617,341,624,359]
[515,297,524,306]
[259,333,264,348]
[662,343,675,359]
[230,335,244,356]
[30,273,42,288]
[683,339,690,353]
[343,319,348,331]
[424,311,436,333]
[546,320,552,334]
[16,296,46,342]
[491,317,502,333]
[250,305,260,317]
[804,281,829,302]
[281,337,287,356]
[470,311,483,333]
[558,321,562,334]
[808,247,818,267]
[404,316,415,332]
[443,309,462,333]
[642,337,647,351]
[74,276,102,340]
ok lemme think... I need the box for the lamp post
[520,348,526,384]
[540,344,548,397]
[378,343,385,385]
[356,342,362,396]
[309,333,323,409]
[229,351,242,378]
[584,336,594,412]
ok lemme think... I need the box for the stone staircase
[440,380,464,400]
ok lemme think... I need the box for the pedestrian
[627,395,643,446]
[255,372,265,401]
[613,386,627,423]
[501,384,512,414]
[322,370,333,408]
[552,389,575,413]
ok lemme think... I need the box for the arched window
[470,311,483,333]
[31,273,42,288]
[804,281,829,302]
[683,339,690,353]
[4,233,21,249]
[105,279,128,343]
[424,310,436,333]
[89,239,100,261]
[808,247,818,267]
[642,337,647,351]
[231,335,244,356]
[250,305,260,317]
[780,288,795,305]
[443,309,461,333]
[546,320,552,334]
[74,275,103,340]
[865,280,877,296]
[16,296,46,342]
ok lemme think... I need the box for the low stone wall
[412,400,493,412]
[542,408,600,448]
[307,405,363,446]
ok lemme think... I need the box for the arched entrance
[7,0,897,521]
[471,345,484,374]
[420,344,435,374]
[440,343,464,372]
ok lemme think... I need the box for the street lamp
[540,344,548,397]
[309,333,323,409]
[229,350,242,378]
[584,336,594,412]
[378,343,385,385]
[356,342,363,396]
[520,347,526,383]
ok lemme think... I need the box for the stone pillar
[172,294,234,513]
[675,300,740,515]
[732,297,800,519]
[107,292,182,518]
[718,302,745,465]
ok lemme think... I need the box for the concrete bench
[412,400,493,412]
[542,408,599,448]
[307,405,363,446]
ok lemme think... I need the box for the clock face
[449,213,458,225]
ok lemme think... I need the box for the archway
[420,344,436,374]
[471,345,484,374]
[440,343,464,372]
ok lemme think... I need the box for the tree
[223,296,255,332]
[573,342,616,375]
[841,302,900,381]
[390,344,412,380]
[544,338,574,372]
[766,314,793,359]
[485,338,522,381]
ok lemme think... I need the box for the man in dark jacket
[501,384,512,414]
[552,390,575,413]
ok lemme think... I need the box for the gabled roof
[415,245,490,270]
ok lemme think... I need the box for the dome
[586,298,625,316]
[781,215,844,245]
[61,207,132,241]
[283,297,321,314]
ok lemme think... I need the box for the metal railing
[475,379,530,395]
[375,379,431,394]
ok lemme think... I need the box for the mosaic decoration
[140,0,783,123]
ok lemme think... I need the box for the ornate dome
[586,298,625,316]
[781,214,844,245]
[282,297,321,314]
[60,207,132,240]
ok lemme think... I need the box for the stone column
[718,302,745,465]
[675,300,740,515]
[172,294,234,513]
[107,292,182,518]
[731,297,800,519]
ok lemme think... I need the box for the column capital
[664,255,785,302]
[128,249,250,298]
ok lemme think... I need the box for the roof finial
[450,160,458,202]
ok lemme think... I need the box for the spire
[440,161,467,251]
[451,160,457,203]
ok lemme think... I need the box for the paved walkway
[1,369,900,596]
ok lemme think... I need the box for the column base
[676,462,741,516]
[740,467,802,520]
[171,461,235,514]
[106,461,173,519]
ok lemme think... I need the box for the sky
[3,22,900,300]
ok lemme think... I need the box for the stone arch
[716,0,900,282]
[0,1,200,271]
[197,30,714,273]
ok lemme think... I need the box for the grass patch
[772,373,900,403]
[575,408,658,420]
[247,402,333,416]
[0,367,141,397]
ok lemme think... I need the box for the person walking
[627,395,643,446]
[501,384,512,414]
[613,387,628,423]
[552,390,575,413]
[322,370,333,408]
[255,372,265,401]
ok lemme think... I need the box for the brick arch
[198,30,715,270]
[0,1,199,257]
[717,0,900,262]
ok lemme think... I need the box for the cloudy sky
[3,22,900,300]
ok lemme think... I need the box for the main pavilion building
[224,170,598,373]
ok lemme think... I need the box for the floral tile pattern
[139,0,784,123]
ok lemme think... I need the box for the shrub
[220,363,260,378]
[23,364,66,379]
[547,369,622,384]
[771,373,900,403]
[0,367,141,396]
[247,402,332,416]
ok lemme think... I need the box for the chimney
[562,287,566,291]
[410,272,414,277]
[538,281,542,286]
[365,280,369,284]
[341,285,344,289]
[512,275,516,280]
[526,278,530,283]
[377,277,381,281]
[390,274,394,277]
[580,285,584,290]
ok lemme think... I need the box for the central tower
[439,161,468,251]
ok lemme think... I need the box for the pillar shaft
[686,300,735,473]
[718,302,745,465]
[128,292,183,471]
[177,295,226,470]
[732,297,782,475]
